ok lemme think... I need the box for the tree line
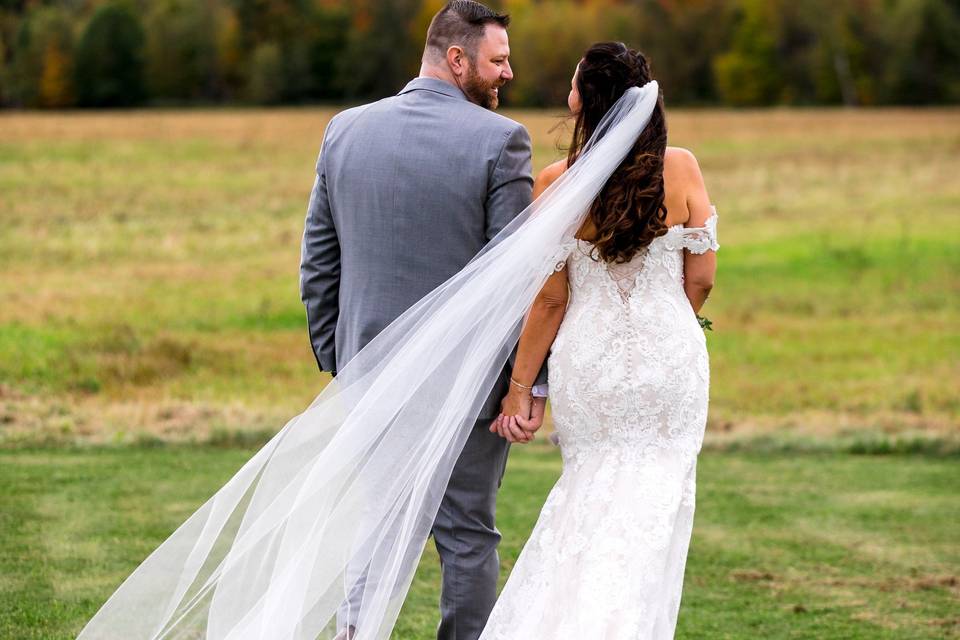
[1,0,958,109]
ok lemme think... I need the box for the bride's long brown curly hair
[567,42,668,264]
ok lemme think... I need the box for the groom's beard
[462,66,503,110]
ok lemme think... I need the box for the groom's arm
[300,137,340,374]
[485,124,533,241]
[486,124,548,390]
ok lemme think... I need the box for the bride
[76,43,717,640]
[482,41,717,639]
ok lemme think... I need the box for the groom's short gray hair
[423,1,510,63]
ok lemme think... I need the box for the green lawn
[1,443,957,639]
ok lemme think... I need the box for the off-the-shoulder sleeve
[545,240,577,273]
[678,210,719,254]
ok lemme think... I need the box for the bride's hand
[491,388,534,443]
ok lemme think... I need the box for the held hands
[490,388,546,444]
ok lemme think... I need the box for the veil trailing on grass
[77,81,660,640]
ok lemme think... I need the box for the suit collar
[398,77,468,102]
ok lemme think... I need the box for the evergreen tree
[885,0,960,104]
[336,0,422,100]
[0,14,13,106]
[303,3,350,100]
[144,0,218,102]
[74,3,145,107]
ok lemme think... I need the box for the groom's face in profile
[461,25,513,110]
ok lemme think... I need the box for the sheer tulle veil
[76,81,661,640]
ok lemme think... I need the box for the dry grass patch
[2,107,958,444]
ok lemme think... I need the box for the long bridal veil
[77,81,660,640]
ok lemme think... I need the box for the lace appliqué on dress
[545,240,576,274]
[661,210,719,255]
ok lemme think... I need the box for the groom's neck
[418,63,459,89]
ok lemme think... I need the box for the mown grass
[1,107,959,445]
[1,443,957,639]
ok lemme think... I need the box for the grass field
[1,106,958,446]
[1,106,959,638]
[1,443,957,639]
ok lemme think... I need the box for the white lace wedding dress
[479,210,719,640]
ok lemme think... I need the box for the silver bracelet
[509,377,533,391]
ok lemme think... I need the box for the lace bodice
[547,210,718,467]
[479,211,718,640]
[556,209,719,299]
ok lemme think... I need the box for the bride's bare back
[535,145,712,237]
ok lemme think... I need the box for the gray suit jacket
[300,77,542,418]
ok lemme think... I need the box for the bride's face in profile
[568,62,582,113]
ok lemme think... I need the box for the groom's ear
[446,45,468,77]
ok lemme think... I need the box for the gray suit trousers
[432,420,510,640]
[336,420,509,640]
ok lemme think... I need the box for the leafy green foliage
[142,0,238,103]
[714,0,783,106]
[245,42,284,104]
[2,0,960,107]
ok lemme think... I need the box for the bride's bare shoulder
[534,159,568,198]
[664,146,703,184]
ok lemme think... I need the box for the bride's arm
[494,161,569,443]
[496,266,569,441]
[510,269,569,386]
[677,150,716,313]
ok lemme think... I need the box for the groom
[300,2,546,639]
